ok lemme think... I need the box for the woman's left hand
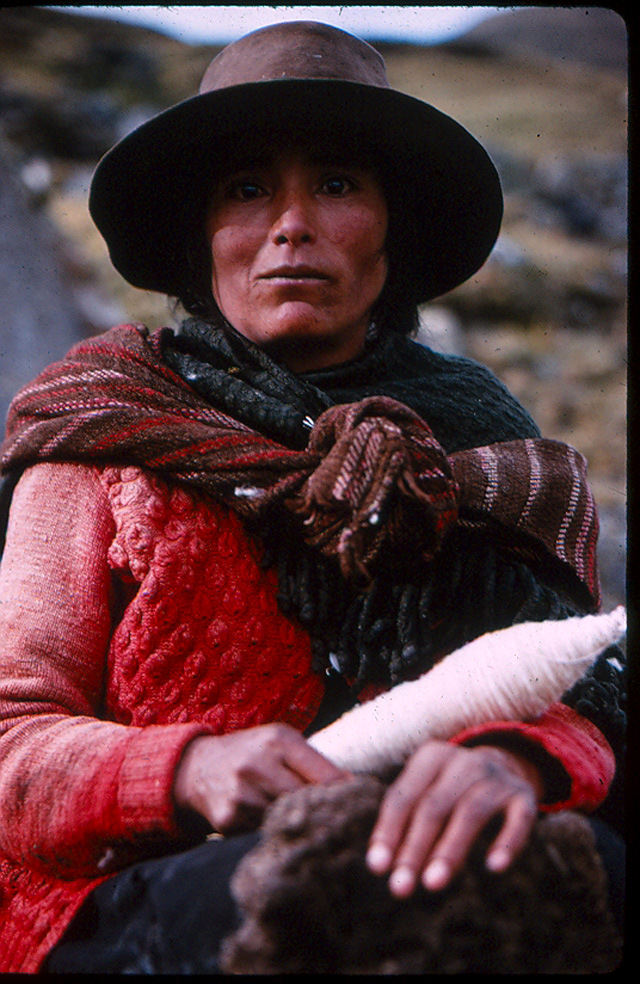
[365,739,543,897]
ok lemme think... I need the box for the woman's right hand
[173,724,348,834]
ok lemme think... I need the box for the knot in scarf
[289,396,459,580]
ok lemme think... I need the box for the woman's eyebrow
[305,152,367,168]
[226,155,272,172]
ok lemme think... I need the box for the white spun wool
[308,607,626,775]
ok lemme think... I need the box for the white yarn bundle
[308,607,627,774]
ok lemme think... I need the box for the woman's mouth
[260,266,331,283]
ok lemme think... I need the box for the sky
[60,5,503,45]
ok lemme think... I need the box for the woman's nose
[271,194,315,246]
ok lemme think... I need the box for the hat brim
[89,78,503,304]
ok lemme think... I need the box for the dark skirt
[43,832,261,974]
[44,819,625,974]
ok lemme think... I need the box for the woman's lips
[260,266,331,282]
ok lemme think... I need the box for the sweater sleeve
[0,463,216,878]
[450,701,616,812]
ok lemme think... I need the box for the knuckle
[459,786,497,821]
[225,774,245,804]
[211,799,237,833]
[469,743,503,765]
[379,787,419,827]
[262,722,283,739]
[471,748,510,780]
[481,758,506,781]
[413,738,447,763]
[380,784,411,816]
[414,791,451,823]
[261,722,292,748]
[235,761,256,783]
[512,790,538,819]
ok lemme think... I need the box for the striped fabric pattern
[450,439,600,608]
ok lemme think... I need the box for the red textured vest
[101,465,325,732]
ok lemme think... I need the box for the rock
[597,503,627,615]
[532,155,628,244]
[0,83,121,161]
[18,156,53,204]
[0,142,86,427]
[415,305,465,355]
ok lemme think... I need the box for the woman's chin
[251,309,367,372]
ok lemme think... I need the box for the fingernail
[389,865,416,897]
[366,842,391,873]
[422,858,450,891]
[486,848,510,872]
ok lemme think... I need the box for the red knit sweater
[0,463,615,971]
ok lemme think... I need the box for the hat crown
[199,21,389,93]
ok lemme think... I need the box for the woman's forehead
[214,131,379,175]
[227,148,374,171]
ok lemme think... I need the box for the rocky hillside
[0,6,627,607]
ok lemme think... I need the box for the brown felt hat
[89,21,503,304]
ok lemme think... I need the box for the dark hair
[173,132,423,337]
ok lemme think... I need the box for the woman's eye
[229,180,265,201]
[321,175,355,196]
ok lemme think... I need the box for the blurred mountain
[0,5,627,606]
[446,6,627,74]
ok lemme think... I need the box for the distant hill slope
[451,6,627,74]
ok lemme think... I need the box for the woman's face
[206,148,388,372]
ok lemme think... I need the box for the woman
[0,21,625,973]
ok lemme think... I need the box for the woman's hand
[173,724,348,834]
[366,740,543,897]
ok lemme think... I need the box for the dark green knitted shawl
[162,317,541,456]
